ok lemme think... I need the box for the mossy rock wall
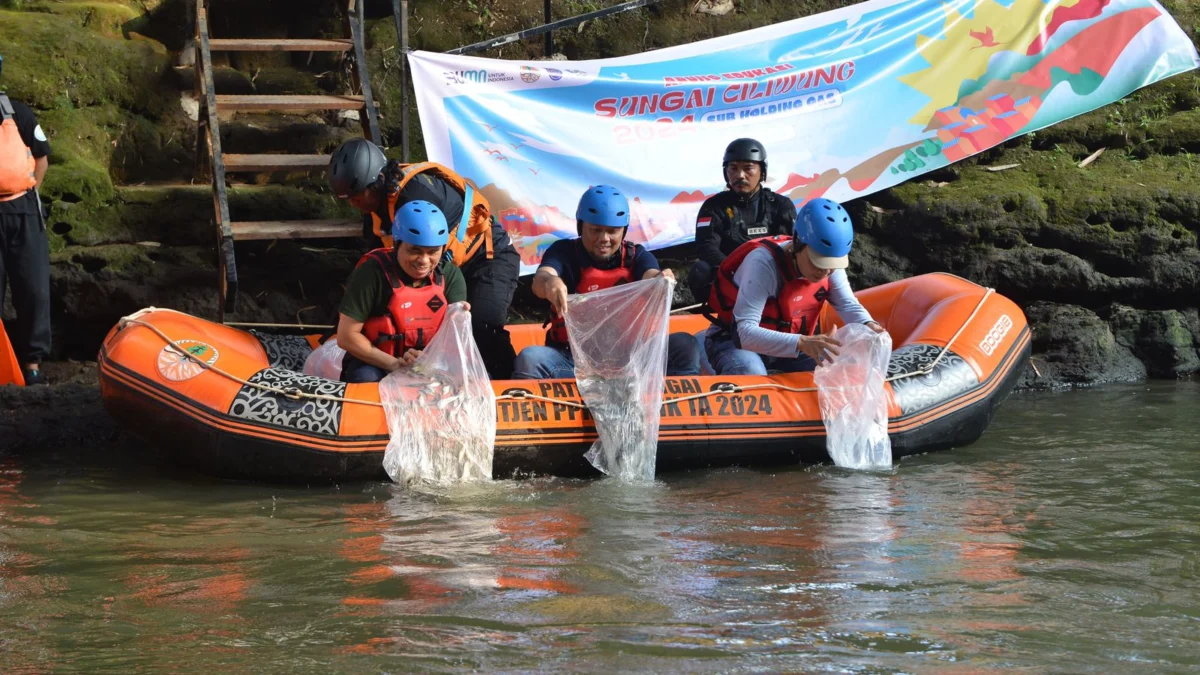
[1,0,1198,386]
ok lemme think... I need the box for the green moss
[40,156,114,204]
[0,9,169,111]
[50,242,154,275]
[22,0,146,38]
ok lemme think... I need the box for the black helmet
[328,138,387,198]
[722,137,768,182]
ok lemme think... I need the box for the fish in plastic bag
[302,338,346,380]
[813,322,894,470]
[564,275,673,480]
[379,304,495,485]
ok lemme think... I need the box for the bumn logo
[400,301,413,309]
[586,284,600,291]
[443,69,487,85]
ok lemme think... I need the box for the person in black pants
[0,53,52,385]
[329,138,521,379]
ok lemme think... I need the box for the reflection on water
[2,382,1200,671]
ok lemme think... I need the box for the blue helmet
[575,185,630,232]
[795,198,853,269]
[392,200,449,248]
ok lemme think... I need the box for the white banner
[410,0,1198,273]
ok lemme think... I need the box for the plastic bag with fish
[302,337,346,380]
[813,322,893,470]
[564,275,674,480]
[379,304,495,485]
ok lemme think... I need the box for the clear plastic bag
[302,338,346,380]
[379,305,496,485]
[813,322,894,470]
[564,275,674,480]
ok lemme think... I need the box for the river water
[2,382,1199,672]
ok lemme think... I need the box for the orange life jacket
[546,240,637,345]
[370,162,494,266]
[0,95,36,203]
[357,248,448,356]
[707,236,829,336]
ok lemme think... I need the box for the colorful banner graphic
[410,0,1199,273]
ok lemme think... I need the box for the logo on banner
[520,65,541,83]
[443,69,516,85]
[546,68,563,81]
[443,69,487,85]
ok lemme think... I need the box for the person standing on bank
[328,138,520,379]
[335,201,469,383]
[686,138,797,304]
[0,53,52,386]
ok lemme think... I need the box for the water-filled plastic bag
[814,322,893,470]
[564,275,674,480]
[302,338,345,380]
[379,305,495,485]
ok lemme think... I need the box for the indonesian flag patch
[696,217,712,228]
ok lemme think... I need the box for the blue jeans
[340,353,389,383]
[705,333,817,376]
[513,332,703,380]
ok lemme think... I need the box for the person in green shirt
[336,200,469,383]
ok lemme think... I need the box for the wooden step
[231,220,361,241]
[215,95,365,112]
[208,38,353,52]
[224,154,331,172]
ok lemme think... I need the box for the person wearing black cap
[327,138,521,379]
[0,52,52,385]
[686,138,797,304]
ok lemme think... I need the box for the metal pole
[544,0,553,56]
[392,0,410,162]
[449,0,662,56]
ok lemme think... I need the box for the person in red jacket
[335,201,469,383]
[512,185,701,380]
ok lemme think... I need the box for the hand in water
[799,334,842,365]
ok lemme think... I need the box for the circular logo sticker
[520,65,541,83]
[157,340,219,382]
[546,67,562,81]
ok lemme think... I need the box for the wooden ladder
[194,0,381,320]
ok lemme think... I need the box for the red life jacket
[707,236,830,336]
[546,240,637,345]
[357,248,448,356]
[0,95,37,203]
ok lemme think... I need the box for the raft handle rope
[117,287,991,412]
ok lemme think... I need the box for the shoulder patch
[33,125,48,142]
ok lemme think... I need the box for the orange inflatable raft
[98,272,1030,482]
